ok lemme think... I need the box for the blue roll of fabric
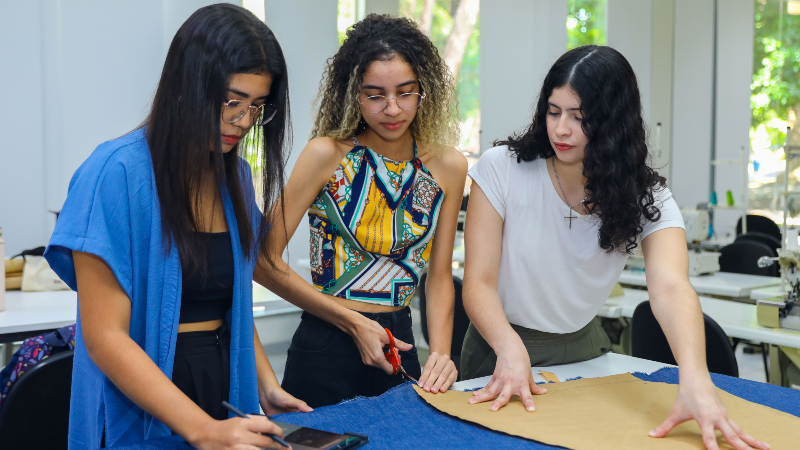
[109,367,800,449]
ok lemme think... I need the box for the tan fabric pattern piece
[539,371,560,383]
[415,373,800,449]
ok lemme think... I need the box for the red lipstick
[554,142,573,152]
[222,135,240,145]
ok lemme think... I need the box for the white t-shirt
[468,146,685,334]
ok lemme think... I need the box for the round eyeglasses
[358,92,425,114]
[222,100,277,126]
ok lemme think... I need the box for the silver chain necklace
[551,158,588,229]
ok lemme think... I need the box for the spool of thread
[726,190,734,206]
[789,228,800,251]
[710,191,718,206]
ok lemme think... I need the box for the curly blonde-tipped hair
[310,14,460,158]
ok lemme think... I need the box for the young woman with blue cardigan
[44,5,309,449]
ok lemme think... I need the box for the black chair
[0,350,74,449]
[735,231,782,256]
[631,302,738,377]
[419,274,470,378]
[736,215,781,242]
[719,240,778,277]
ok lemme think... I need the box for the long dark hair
[495,45,666,254]
[145,4,289,271]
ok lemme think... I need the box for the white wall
[0,0,234,256]
[0,0,759,255]
[364,0,399,16]
[607,0,653,123]
[0,1,47,256]
[264,1,339,277]
[479,0,567,152]
[713,0,754,238]
[669,0,754,238]
[670,0,715,210]
[607,0,676,186]
[650,0,676,185]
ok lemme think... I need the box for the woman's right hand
[349,314,413,374]
[467,336,547,412]
[190,416,288,450]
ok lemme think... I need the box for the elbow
[82,327,124,369]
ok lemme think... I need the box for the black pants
[172,324,231,421]
[281,308,421,408]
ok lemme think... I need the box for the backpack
[0,324,76,410]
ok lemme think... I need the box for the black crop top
[179,232,234,324]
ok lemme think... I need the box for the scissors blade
[399,366,418,384]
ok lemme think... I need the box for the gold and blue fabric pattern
[308,139,445,307]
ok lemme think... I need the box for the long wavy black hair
[495,45,666,254]
[144,4,289,271]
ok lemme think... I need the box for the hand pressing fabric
[467,337,547,412]
[418,352,458,393]
[259,384,313,416]
[649,375,770,450]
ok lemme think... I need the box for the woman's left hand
[649,376,769,450]
[259,384,314,416]
[417,352,458,393]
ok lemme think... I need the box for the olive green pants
[460,318,611,380]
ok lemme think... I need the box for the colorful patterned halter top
[308,137,445,307]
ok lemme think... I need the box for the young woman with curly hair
[461,46,768,450]
[256,13,466,407]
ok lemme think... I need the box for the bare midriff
[177,318,224,333]
[329,296,407,313]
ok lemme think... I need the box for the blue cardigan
[45,128,262,449]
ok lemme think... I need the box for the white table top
[0,283,300,337]
[0,290,77,335]
[600,288,800,348]
[598,288,650,319]
[618,270,780,298]
[252,282,300,317]
[452,352,671,391]
[750,285,786,301]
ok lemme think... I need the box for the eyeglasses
[358,92,425,114]
[222,99,277,126]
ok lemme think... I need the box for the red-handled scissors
[384,328,418,383]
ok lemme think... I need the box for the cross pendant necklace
[565,209,578,228]
[552,158,588,229]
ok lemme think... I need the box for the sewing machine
[625,209,720,276]
[756,228,800,331]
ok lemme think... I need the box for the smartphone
[273,421,368,450]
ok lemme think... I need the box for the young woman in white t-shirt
[462,46,768,450]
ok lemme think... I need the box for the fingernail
[468,399,475,404]
[527,406,535,412]
[542,388,547,393]
[648,430,656,437]
[440,387,446,392]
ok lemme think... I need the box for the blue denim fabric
[109,367,800,449]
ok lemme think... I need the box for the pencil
[221,401,290,448]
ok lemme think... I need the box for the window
[399,0,481,154]
[567,0,606,50]
[749,0,800,225]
